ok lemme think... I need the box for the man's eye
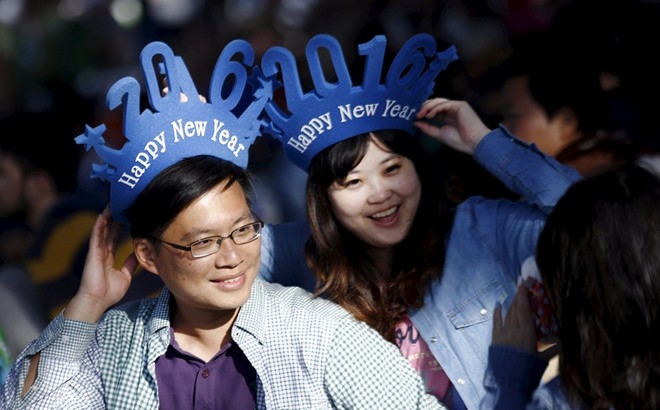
[195,238,215,246]
[234,226,251,236]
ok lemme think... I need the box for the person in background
[484,163,660,409]
[493,30,638,178]
[476,28,646,385]
[0,112,163,325]
[1,39,446,409]
[258,33,582,409]
[0,113,95,356]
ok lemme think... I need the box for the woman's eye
[385,163,401,174]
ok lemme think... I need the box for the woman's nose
[367,179,392,203]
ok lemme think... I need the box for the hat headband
[75,40,269,224]
[262,33,458,170]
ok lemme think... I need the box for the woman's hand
[492,284,538,353]
[414,98,491,155]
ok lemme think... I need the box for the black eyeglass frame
[150,221,264,258]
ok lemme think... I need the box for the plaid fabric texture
[2,279,445,409]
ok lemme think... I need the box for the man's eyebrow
[180,211,253,241]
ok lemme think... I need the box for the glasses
[151,221,263,258]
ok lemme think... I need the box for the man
[0,40,444,409]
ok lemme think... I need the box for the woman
[260,98,581,410]
[257,33,582,408]
[484,164,660,409]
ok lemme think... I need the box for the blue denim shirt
[259,127,582,409]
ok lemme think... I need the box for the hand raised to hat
[64,206,140,324]
[414,98,491,155]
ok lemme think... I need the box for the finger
[492,302,502,332]
[516,284,535,327]
[90,211,109,253]
[105,218,124,255]
[516,283,531,309]
[510,285,533,327]
[417,98,447,118]
[121,252,141,279]
[412,120,441,137]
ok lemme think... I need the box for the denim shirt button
[429,336,437,343]
[480,308,488,315]
[457,378,466,385]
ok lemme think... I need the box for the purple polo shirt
[156,328,257,409]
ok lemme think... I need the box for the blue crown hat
[75,40,270,225]
[261,33,459,171]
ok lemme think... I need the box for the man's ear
[133,238,160,275]
[555,106,580,143]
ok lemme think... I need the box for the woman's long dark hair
[305,130,454,342]
[536,164,660,409]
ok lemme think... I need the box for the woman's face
[327,136,421,249]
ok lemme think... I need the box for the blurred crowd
[1,0,660,385]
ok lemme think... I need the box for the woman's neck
[366,246,394,277]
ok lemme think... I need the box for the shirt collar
[232,278,267,345]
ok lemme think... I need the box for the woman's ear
[133,238,160,275]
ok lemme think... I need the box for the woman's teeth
[371,206,397,219]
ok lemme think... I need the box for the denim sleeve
[258,220,317,292]
[473,126,582,214]
[480,345,547,410]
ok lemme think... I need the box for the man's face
[0,153,27,217]
[499,75,569,157]
[143,180,261,318]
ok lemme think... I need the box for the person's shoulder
[261,220,310,242]
[257,279,349,321]
[530,376,580,410]
[103,291,165,324]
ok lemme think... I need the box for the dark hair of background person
[536,164,660,409]
[304,130,454,342]
[0,111,81,196]
[503,30,638,168]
